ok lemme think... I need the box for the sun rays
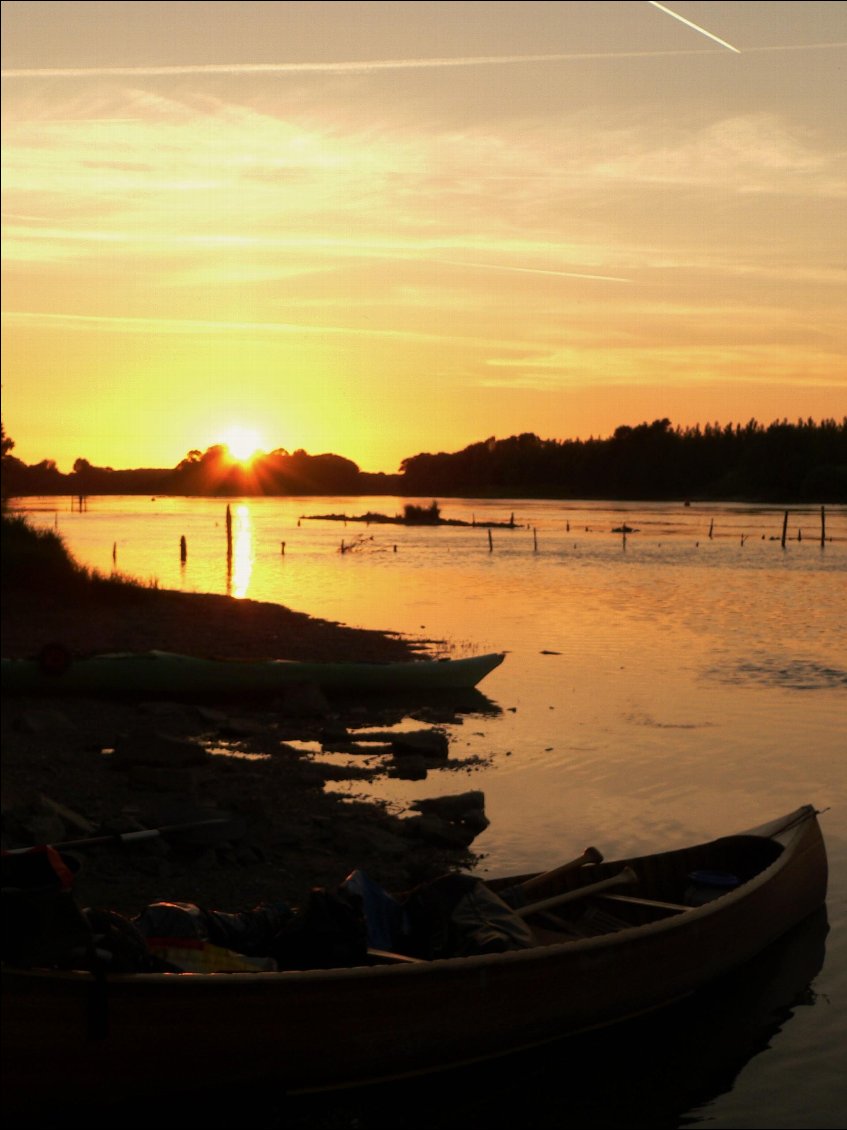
[221,426,266,465]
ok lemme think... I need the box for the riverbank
[1,536,487,918]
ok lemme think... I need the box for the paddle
[517,846,604,900]
[516,866,638,919]
[4,817,244,854]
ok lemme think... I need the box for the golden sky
[2,1,845,473]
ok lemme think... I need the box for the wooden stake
[781,510,788,548]
[180,535,187,562]
[821,505,826,547]
[488,529,493,552]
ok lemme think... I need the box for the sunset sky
[2,1,845,474]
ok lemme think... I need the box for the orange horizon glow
[2,2,845,476]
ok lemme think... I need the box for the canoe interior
[493,832,787,938]
[1,806,827,1110]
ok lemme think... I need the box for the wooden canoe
[0,649,505,698]
[0,805,827,1109]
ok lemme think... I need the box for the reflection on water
[225,502,253,598]
[9,496,847,1126]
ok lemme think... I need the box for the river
[12,494,847,1128]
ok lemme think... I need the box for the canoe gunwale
[5,805,825,988]
[1,805,828,1106]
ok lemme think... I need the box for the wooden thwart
[600,893,691,913]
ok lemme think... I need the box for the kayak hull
[0,649,506,697]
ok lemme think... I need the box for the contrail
[1,46,738,79]
[648,2,741,53]
[6,39,845,80]
[437,260,630,284]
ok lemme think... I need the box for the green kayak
[0,649,505,698]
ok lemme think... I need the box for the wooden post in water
[488,529,493,553]
[533,528,538,553]
[225,504,233,556]
[112,542,117,566]
[781,510,788,548]
[180,536,187,563]
[821,505,826,547]
[708,519,714,539]
[280,541,286,555]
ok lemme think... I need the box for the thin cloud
[0,309,536,351]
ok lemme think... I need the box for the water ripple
[707,657,847,691]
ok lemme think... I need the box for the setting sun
[222,426,265,464]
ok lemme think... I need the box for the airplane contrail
[5,39,845,80]
[648,2,741,53]
[437,260,630,284]
[2,46,736,79]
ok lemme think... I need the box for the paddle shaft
[518,846,603,899]
[516,866,638,919]
[5,818,234,854]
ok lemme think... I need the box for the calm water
[13,495,847,1128]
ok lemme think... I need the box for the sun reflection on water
[226,502,254,598]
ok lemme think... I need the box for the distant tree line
[2,418,845,503]
[399,418,847,502]
[0,438,399,499]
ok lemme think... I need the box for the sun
[221,425,265,464]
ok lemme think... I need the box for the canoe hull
[1,805,828,1106]
[0,650,505,697]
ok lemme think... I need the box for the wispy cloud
[0,309,541,352]
[480,342,847,391]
